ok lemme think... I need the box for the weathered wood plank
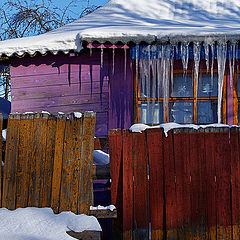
[133,132,149,240]
[90,209,117,219]
[230,127,240,239]
[51,115,66,213]
[66,230,101,240]
[204,128,217,240]
[147,128,164,240]
[78,112,96,214]
[15,114,34,208]
[214,128,231,240]
[41,116,57,207]
[109,129,123,240]
[12,84,108,101]
[2,114,20,209]
[122,130,133,240]
[164,130,177,240]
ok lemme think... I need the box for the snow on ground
[0,207,101,240]
[130,123,230,137]
[0,0,240,56]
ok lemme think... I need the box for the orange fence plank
[133,132,149,240]
[147,128,164,240]
[109,129,123,240]
[51,115,66,213]
[78,112,96,214]
[122,130,133,240]
[2,114,20,209]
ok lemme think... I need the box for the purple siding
[10,49,134,137]
[108,49,133,130]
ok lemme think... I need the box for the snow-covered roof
[1,0,240,57]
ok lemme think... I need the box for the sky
[0,0,109,19]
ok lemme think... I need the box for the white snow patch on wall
[90,205,116,211]
[93,150,109,165]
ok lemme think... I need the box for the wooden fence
[109,127,240,240]
[2,111,96,215]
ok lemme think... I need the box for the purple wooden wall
[10,49,133,137]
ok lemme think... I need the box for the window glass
[169,101,193,123]
[140,102,163,124]
[170,73,193,97]
[198,73,218,97]
[197,101,217,124]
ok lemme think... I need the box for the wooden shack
[1,0,240,137]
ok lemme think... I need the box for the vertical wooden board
[132,132,149,240]
[204,129,217,240]
[38,114,49,207]
[109,129,123,240]
[15,114,34,208]
[197,129,208,240]
[189,129,208,240]
[70,115,83,214]
[214,128,231,240]
[122,130,133,240]
[230,127,240,239]
[147,128,164,240]
[173,129,191,240]
[32,114,48,207]
[164,130,177,240]
[2,114,20,209]
[59,118,73,212]
[41,116,57,207]
[78,112,96,214]
[51,116,66,213]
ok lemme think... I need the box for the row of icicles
[94,42,239,124]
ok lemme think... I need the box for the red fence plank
[230,127,240,239]
[122,130,133,240]
[109,129,123,240]
[133,132,149,240]
[147,128,164,240]
[163,130,178,240]
[214,128,232,240]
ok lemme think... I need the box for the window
[135,66,225,125]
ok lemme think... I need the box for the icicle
[170,58,174,92]
[124,46,127,82]
[147,45,151,119]
[229,44,233,89]
[162,45,171,122]
[101,47,104,68]
[135,45,139,85]
[112,48,115,75]
[90,47,92,56]
[181,42,189,72]
[151,59,157,124]
[194,42,201,101]
[204,43,209,73]
[210,43,215,85]
[216,42,227,123]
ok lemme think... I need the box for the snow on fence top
[0,0,240,56]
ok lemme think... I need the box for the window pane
[140,102,163,124]
[169,101,193,123]
[197,101,217,124]
[198,73,218,97]
[170,73,193,97]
